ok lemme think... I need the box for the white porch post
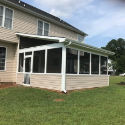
[61,46,67,93]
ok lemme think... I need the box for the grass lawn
[0,76,125,125]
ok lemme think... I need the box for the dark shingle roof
[4,0,87,36]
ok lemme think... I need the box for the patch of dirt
[117,82,125,85]
[0,83,17,89]
[54,99,65,102]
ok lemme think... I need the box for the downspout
[61,41,72,93]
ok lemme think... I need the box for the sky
[22,0,125,47]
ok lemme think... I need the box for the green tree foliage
[102,38,125,74]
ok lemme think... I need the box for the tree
[102,38,125,75]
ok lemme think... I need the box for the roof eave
[64,39,115,56]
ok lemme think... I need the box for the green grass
[0,76,125,125]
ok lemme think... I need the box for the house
[0,0,114,93]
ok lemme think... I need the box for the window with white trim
[0,6,3,26]
[0,5,13,29]
[80,52,90,74]
[91,54,99,74]
[0,47,6,71]
[78,35,84,43]
[37,20,49,36]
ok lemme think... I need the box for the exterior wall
[17,73,62,91]
[66,75,109,91]
[50,24,78,41]
[0,41,18,82]
[0,2,79,43]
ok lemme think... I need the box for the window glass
[18,53,24,72]
[0,47,6,70]
[44,22,49,36]
[47,48,62,73]
[38,20,43,35]
[66,48,78,74]
[78,35,84,42]
[0,6,3,26]
[80,52,90,74]
[91,54,99,74]
[33,50,45,73]
[4,8,13,29]
[101,56,107,75]
[37,20,49,36]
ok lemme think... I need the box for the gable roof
[1,0,87,36]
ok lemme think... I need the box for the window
[101,56,107,75]
[0,6,13,29]
[33,50,45,73]
[4,8,13,29]
[0,47,6,71]
[66,48,78,74]
[37,20,49,36]
[0,6,3,26]
[47,48,62,73]
[80,52,90,74]
[18,53,24,72]
[78,35,84,42]
[91,54,99,74]
[44,22,49,36]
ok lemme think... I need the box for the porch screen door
[24,57,31,85]
[25,57,31,73]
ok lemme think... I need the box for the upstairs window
[0,47,6,71]
[0,6,3,26]
[78,35,84,42]
[0,6,13,29]
[4,8,13,29]
[37,20,49,36]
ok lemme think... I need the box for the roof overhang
[16,33,115,56]
[65,39,115,56]
[16,33,66,42]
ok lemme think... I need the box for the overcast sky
[22,0,125,47]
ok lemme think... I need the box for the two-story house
[0,0,114,92]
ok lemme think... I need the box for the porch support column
[61,46,67,93]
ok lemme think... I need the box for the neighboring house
[0,0,114,92]
[108,59,115,75]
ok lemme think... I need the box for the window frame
[17,43,63,75]
[0,46,7,71]
[77,34,85,43]
[37,19,50,36]
[66,46,108,76]
[0,4,14,30]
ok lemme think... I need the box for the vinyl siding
[50,23,78,41]
[17,73,62,91]
[0,2,79,43]
[66,75,109,90]
[0,41,18,82]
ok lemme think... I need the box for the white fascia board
[16,33,66,43]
